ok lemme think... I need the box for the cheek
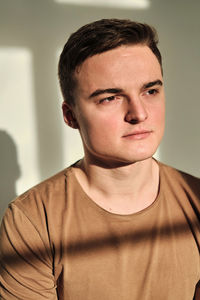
[156,111,165,125]
[79,114,120,148]
[159,106,165,125]
[150,103,165,126]
[84,113,119,133]
[154,107,165,141]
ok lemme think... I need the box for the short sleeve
[0,204,58,300]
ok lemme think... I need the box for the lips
[122,130,152,140]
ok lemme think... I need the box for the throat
[74,158,160,215]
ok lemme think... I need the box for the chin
[85,142,160,166]
[103,152,157,167]
[121,148,158,164]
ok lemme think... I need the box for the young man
[0,19,200,299]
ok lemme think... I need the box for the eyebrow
[143,79,163,89]
[89,88,123,99]
[88,79,163,99]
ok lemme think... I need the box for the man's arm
[0,205,58,299]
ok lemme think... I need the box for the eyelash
[145,88,159,95]
[99,95,119,104]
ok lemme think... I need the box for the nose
[124,96,148,124]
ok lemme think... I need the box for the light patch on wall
[0,47,40,195]
[54,0,150,9]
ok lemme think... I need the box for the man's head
[59,19,165,166]
[58,18,162,106]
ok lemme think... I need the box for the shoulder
[158,160,200,199]
[5,165,76,225]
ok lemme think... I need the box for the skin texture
[62,44,165,214]
[63,45,165,168]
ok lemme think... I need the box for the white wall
[0,0,200,220]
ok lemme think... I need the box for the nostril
[125,112,147,124]
[129,119,138,124]
[124,115,140,124]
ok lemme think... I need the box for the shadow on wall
[0,130,21,221]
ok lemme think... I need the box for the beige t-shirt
[0,162,200,300]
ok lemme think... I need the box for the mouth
[122,130,152,140]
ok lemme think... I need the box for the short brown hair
[58,18,162,105]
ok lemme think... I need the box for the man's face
[64,45,165,167]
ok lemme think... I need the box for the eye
[99,95,117,104]
[145,88,159,95]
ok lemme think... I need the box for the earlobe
[62,101,79,129]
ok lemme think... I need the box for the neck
[74,157,160,214]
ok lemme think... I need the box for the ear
[62,101,79,129]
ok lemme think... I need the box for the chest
[56,203,200,300]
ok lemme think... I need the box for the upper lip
[122,130,152,137]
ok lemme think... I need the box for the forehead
[75,45,162,94]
